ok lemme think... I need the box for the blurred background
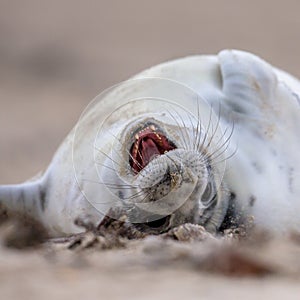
[1,0,300,183]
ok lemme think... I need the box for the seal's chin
[129,124,176,173]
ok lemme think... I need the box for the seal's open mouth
[134,214,171,233]
[129,124,176,173]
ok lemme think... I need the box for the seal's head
[98,113,230,234]
[73,78,230,234]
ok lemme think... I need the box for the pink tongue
[141,138,160,167]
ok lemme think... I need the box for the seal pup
[1,49,300,237]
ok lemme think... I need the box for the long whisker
[122,190,146,201]
[165,152,181,174]
[94,161,119,172]
[106,131,151,178]
[165,108,190,150]
[185,110,198,151]
[124,190,152,206]
[108,132,144,171]
[209,145,238,167]
[171,108,194,151]
[197,105,213,152]
[205,104,222,150]
[194,97,203,151]
[94,132,150,182]
[204,121,235,162]
[82,178,138,189]
[206,141,234,166]
[94,145,124,169]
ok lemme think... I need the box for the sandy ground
[1,1,300,299]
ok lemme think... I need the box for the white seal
[1,49,300,237]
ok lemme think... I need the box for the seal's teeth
[155,132,162,140]
[150,125,156,131]
[135,134,139,140]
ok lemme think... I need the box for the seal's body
[1,50,300,237]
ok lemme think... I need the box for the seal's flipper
[0,178,47,221]
[218,49,277,118]
[218,50,300,132]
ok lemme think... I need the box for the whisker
[124,190,152,205]
[94,161,119,172]
[194,98,203,151]
[185,110,198,151]
[122,190,146,201]
[94,145,124,169]
[110,132,144,169]
[106,131,150,178]
[94,133,150,181]
[165,108,190,150]
[197,105,213,152]
[209,146,238,167]
[171,108,194,151]
[205,104,222,150]
[82,178,138,189]
[204,122,235,162]
[205,141,233,165]
[165,152,182,174]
